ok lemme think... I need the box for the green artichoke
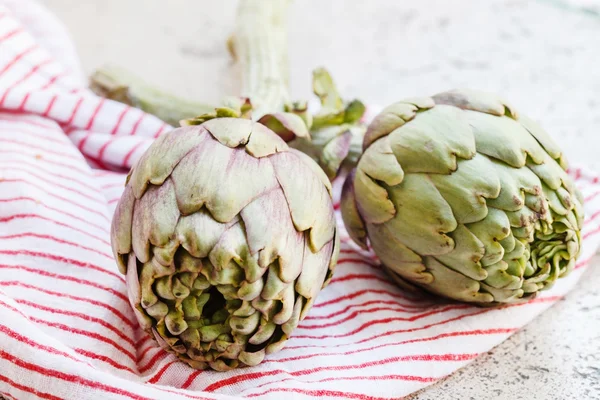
[111,116,339,371]
[341,89,583,304]
[261,68,367,180]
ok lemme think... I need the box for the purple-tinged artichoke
[111,115,339,371]
[341,89,583,305]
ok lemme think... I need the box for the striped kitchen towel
[1,1,599,399]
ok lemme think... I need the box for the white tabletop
[41,0,600,398]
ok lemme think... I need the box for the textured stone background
[41,0,600,398]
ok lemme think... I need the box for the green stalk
[231,0,291,119]
[90,66,213,126]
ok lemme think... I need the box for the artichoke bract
[286,68,367,180]
[111,117,339,370]
[341,89,583,304]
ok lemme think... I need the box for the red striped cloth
[1,2,599,399]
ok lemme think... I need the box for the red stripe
[147,360,177,384]
[281,328,516,362]
[139,348,169,373]
[1,166,106,205]
[76,131,94,153]
[314,289,429,309]
[85,98,105,130]
[0,45,37,76]
[0,373,62,400]
[584,189,600,202]
[0,323,82,364]
[249,374,439,397]
[0,264,128,303]
[154,387,213,400]
[181,370,204,389]
[122,140,145,167]
[0,149,90,175]
[0,59,52,106]
[0,158,99,192]
[136,334,154,350]
[0,299,22,316]
[0,196,107,232]
[111,106,130,135]
[247,387,394,400]
[583,209,600,225]
[40,70,68,90]
[0,114,57,129]
[330,273,389,285]
[0,126,66,143]
[0,281,136,328]
[97,137,113,162]
[0,213,109,245]
[295,297,555,341]
[88,157,110,171]
[153,123,168,138]
[0,232,112,260]
[74,348,135,373]
[583,225,600,239]
[575,256,591,270]
[0,137,79,159]
[306,299,439,321]
[130,113,145,135]
[137,343,160,364]
[0,303,130,379]
[299,304,471,330]
[29,317,136,362]
[63,96,84,126]
[0,250,123,283]
[294,297,558,347]
[0,178,109,222]
[101,181,127,190]
[17,91,31,111]
[0,27,22,41]
[15,298,135,348]
[0,349,151,400]
[42,94,57,116]
[205,353,465,391]
[585,209,600,223]
[248,374,440,395]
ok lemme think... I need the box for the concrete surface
[40,0,600,398]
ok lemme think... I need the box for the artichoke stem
[89,65,214,126]
[233,0,291,119]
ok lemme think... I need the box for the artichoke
[341,89,583,304]
[111,115,339,371]
[284,68,367,180]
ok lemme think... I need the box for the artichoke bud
[111,114,339,370]
[285,68,368,179]
[342,88,584,305]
